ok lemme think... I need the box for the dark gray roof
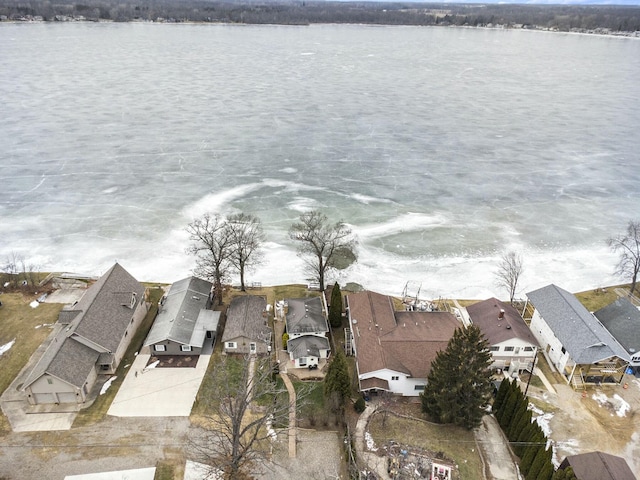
[72,263,146,352]
[594,297,640,356]
[527,284,630,364]
[287,335,330,359]
[222,295,270,344]
[23,263,143,390]
[560,451,637,480]
[45,338,100,388]
[144,276,216,347]
[285,297,328,335]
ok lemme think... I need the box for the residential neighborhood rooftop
[285,297,327,334]
[467,297,539,347]
[593,297,640,356]
[527,284,630,364]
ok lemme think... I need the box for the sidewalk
[354,405,390,480]
[534,367,557,394]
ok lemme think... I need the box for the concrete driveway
[108,352,211,417]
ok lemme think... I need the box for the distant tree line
[1,0,639,33]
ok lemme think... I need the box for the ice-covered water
[1,23,639,299]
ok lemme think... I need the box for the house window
[47,378,53,385]
[154,345,166,352]
[504,346,515,352]
[490,346,500,352]
[391,376,399,381]
[561,347,566,354]
[299,357,307,367]
[250,343,257,353]
[414,385,425,391]
[226,342,237,349]
[181,345,192,352]
[130,293,137,309]
[100,364,110,371]
[524,347,534,352]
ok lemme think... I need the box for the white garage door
[33,393,56,404]
[57,392,78,403]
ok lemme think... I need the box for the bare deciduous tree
[226,213,264,292]
[186,213,233,305]
[607,220,640,295]
[495,251,524,304]
[189,356,301,479]
[289,211,357,292]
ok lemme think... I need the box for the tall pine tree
[324,349,351,412]
[421,325,493,429]
[329,283,343,328]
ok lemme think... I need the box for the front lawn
[0,291,63,434]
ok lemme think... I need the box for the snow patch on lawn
[35,323,54,329]
[365,431,378,451]
[592,392,630,417]
[0,339,16,357]
[100,376,117,395]
[30,300,39,308]
[528,403,554,438]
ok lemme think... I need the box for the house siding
[491,338,537,372]
[151,339,202,356]
[360,369,426,397]
[530,309,571,372]
[223,335,269,356]
[26,373,90,405]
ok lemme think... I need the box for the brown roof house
[22,263,148,405]
[144,277,219,356]
[346,291,459,396]
[222,295,272,356]
[466,298,539,374]
[558,451,637,480]
[285,297,330,369]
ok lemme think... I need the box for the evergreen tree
[329,283,343,328]
[552,467,576,480]
[514,419,537,457]
[507,393,528,440]
[499,383,519,429]
[537,462,555,480]
[512,409,533,455]
[324,350,351,411]
[421,325,493,429]
[527,446,552,480]
[520,430,545,476]
[493,378,510,414]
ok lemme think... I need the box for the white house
[527,284,630,387]
[466,298,539,373]
[285,297,330,368]
[346,290,459,397]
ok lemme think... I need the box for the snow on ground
[100,376,117,395]
[34,323,54,329]
[144,360,159,371]
[29,300,39,308]
[528,403,554,438]
[0,339,16,357]
[365,431,377,452]
[592,392,630,417]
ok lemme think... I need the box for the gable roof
[347,291,459,379]
[594,297,640,357]
[285,297,328,335]
[466,298,539,347]
[222,295,271,344]
[23,263,143,389]
[72,263,146,352]
[287,335,330,359]
[526,285,629,364]
[144,276,218,348]
[560,451,637,480]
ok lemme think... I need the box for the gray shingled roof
[594,298,640,356]
[72,263,146,352]
[222,295,270,344]
[526,284,630,364]
[23,263,143,389]
[285,297,328,335]
[144,276,215,347]
[287,335,330,359]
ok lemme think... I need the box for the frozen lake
[1,23,639,299]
